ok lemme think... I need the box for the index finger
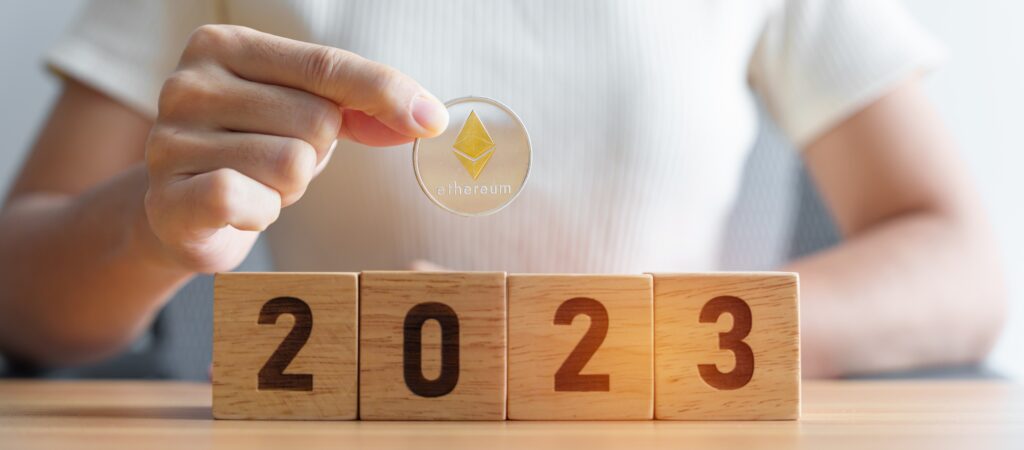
[186,25,448,138]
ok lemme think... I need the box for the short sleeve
[749,0,946,147]
[45,0,222,118]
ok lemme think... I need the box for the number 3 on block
[653,273,800,420]
[698,295,754,390]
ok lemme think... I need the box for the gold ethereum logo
[452,110,495,180]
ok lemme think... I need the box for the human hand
[409,259,451,271]
[144,25,448,272]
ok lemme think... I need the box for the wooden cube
[212,272,358,420]
[507,274,653,420]
[359,271,507,420]
[652,272,800,420]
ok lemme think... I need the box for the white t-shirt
[48,0,943,273]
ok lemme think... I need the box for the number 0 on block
[359,271,507,420]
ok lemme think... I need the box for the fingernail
[411,95,449,134]
[314,139,337,177]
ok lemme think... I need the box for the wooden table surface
[1,380,1022,449]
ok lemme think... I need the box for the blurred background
[1,0,1022,379]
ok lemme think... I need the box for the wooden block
[507,274,653,420]
[652,272,800,420]
[212,272,358,420]
[359,271,507,420]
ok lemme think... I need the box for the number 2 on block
[553,297,610,392]
[257,296,314,391]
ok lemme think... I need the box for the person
[0,0,1006,378]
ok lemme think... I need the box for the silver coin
[413,96,531,216]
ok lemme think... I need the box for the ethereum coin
[413,96,531,216]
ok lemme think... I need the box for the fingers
[158,70,340,160]
[314,139,338,177]
[340,109,416,147]
[180,24,448,138]
[409,259,451,271]
[147,168,281,241]
[147,130,318,206]
[145,24,447,272]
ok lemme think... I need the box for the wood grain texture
[652,272,800,420]
[508,274,653,420]
[212,272,358,420]
[359,271,507,420]
[5,380,1022,449]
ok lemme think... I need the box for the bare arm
[0,25,448,366]
[0,81,187,364]
[793,79,1006,377]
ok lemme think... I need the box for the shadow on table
[14,405,210,421]
[844,365,1005,380]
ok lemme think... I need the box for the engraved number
[698,295,754,390]
[258,296,313,391]
[553,297,610,392]
[403,302,460,397]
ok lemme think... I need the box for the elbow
[948,212,1009,365]
[965,271,1008,365]
[44,329,141,367]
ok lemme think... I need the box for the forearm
[788,210,1005,378]
[0,165,192,365]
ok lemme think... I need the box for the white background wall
[0,0,85,187]
[1,0,1022,377]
